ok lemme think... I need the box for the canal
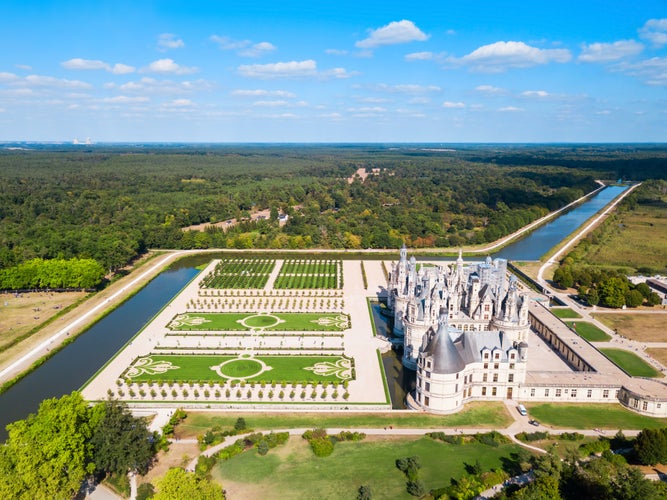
[0,185,628,437]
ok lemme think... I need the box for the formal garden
[167,312,350,332]
[199,258,275,289]
[122,354,354,383]
[274,259,342,289]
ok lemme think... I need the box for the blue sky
[1,0,666,142]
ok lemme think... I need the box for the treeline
[0,257,105,290]
[0,144,627,273]
[553,265,661,308]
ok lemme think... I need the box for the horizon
[1,1,666,142]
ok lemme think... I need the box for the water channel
[0,185,629,437]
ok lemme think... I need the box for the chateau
[386,246,667,416]
[387,245,531,413]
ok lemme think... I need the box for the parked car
[529,419,540,426]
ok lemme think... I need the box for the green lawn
[527,403,667,430]
[168,312,350,331]
[565,321,611,342]
[598,348,661,377]
[124,354,354,383]
[550,308,582,319]
[213,436,523,500]
[176,402,513,438]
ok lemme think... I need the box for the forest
[0,144,663,287]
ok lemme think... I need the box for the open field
[0,291,86,353]
[598,348,661,377]
[596,313,667,342]
[565,321,611,342]
[123,354,353,383]
[167,312,350,331]
[214,435,522,500]
[550,308,582,319]
[527,403,667,429]
[574,200,667,275]
[200,259,275,289]
[646,349,667,367]
[175,403,513,439]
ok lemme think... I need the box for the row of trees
[553,265,661,308]
[0,392,156,499]
[0,257,106,290]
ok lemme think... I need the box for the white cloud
[356,20,429,49]
[111,63,135,75]
[578,40,644,62]
[614,57,667,85]
[238,60,317,78]
[166,98,194,107]
[374,83,441,93]
[521,90,550,97]
[143,59,198,75]
[408,97,430,104]
[237,60,351,79]
[61,58,136,74]
[231,89,296,98]
[475,84,506,94]
[325,49,348,56]
[157,33,184,51]
[455,41,571,72]
[0,72,19,82]
[210,35,276,57]
[405,51,434,61]
[24,75,92,89]
[499,106,523,112]
[320,112,342,119]
[639,18,667,47]
[62,58,108,70]
[113,77,213,94]
[442,101,465,108]
[253,100,289,107]
[101,95,150,103]
[239,42,277,58]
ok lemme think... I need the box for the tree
[634,428,667,466]
[647,292,661,306]
[625,289,644,308]
[586,287,600,307]
[4,392,95,499]
[357,484,372,500]
[234,417,247,431]
[154,468,225,500]
[90,399,156,476]
[599,277,630,308]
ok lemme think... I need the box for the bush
[580,438,611,456]
[310,438,334,457]
[136,482,155,500]
[257,440,269,456]
[406,480,426,497]
[234,417,247,431]
[195,455,217,478]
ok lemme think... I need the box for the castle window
[494,352,500,359]
[642,401,648,411]
[508,374,514,383]
[492,387,497,396]
[509,363,515,370]
[493,374,498,383]
[544,389,549,397]
[424,396,430,406]
[530,388,535,397]
[556,389,562,397]
[484,304,490,311]
[425,382,430,392]
[483,352,490,360]
[615,390,619,398]
[483,374,488,382]
[482,387,487,396]
[587,389,592,398]
[603,390,609,398]
[571,389,577,398]
[510,352,516,360]
[484,363,488,369]
[494,363,499,370]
